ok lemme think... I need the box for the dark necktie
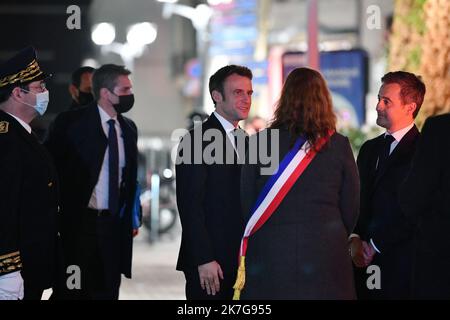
[107,119,119,215]
[377,134,395,172]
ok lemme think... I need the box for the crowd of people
[1,45,449,300]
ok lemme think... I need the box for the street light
[127,22,158,46]
[91,22,157,71]
[91,22,116,46]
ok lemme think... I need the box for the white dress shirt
[214,111,238,150]
[386,122,415,155]
[88,106,126,209]
[375,122,415,169]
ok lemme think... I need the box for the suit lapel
[77,105,108,189]
[373,126,419,189]
[361,135,383,190]
[207,113,244,163]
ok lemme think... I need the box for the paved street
[119,220,186,300]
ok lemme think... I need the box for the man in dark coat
[176,65,253,299]
[400,113,450,299]
[350,71,426,299]
[45,64,138,300]
[0,46,59,300]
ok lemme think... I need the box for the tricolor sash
[232,131,334,300]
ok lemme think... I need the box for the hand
[198,261,224,296]
[349,237,366,268]
[362,241,376,265]
[132,229,139,237]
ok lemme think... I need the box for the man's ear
[11,86,25,100]
[211,90,223,104]
[99,87,111,100]
[69,84,78,100]
[407,102,417,116]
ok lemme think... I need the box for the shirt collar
[6,112,31,134]
[386,122,414,142]
[98,105,117,123]
[214,111,236,133]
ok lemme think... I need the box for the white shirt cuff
[348,233,360,240]
[0,271,24,300]
[370,238,381,253]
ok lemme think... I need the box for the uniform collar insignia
[0,121,9,134]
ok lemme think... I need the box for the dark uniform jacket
[0,110,59,290]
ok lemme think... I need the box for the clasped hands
[349,237,376,268]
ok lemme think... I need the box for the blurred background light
[91,22,116,45]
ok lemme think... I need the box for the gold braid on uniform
[0,251,22,275]
[0,59,43,88]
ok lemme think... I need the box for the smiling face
[376,83,416,132]
[213,73,253,127]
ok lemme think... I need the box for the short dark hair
[92,64,131,100]
[208,65,252,105]
[0,83,29,104]
[0,86,14,104]
[381,71,426,118]
[71,66,95,88]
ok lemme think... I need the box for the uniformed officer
[0,46,59,300]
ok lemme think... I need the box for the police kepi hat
[0,46,51,89]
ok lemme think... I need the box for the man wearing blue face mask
[45,64,139,300]
[0,46,59,300]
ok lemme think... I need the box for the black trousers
[184,268,235,300]
[58,210,123,300]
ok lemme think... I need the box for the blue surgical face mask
[22,90,50,115]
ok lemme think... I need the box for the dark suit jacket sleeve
[400,117,442,222]
[240,134,259,222]
[353,141,369,236]
[338,137,360,235]
[0,134,22,256]
[176,136,214,267]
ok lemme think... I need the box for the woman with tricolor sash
[234,68,360,299]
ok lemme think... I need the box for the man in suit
[350,71,426,299]
[399,113,450,299]
[68,66,95,110]
[45,64,138,300]
[176,65,253,299]
[0,46,59,300]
